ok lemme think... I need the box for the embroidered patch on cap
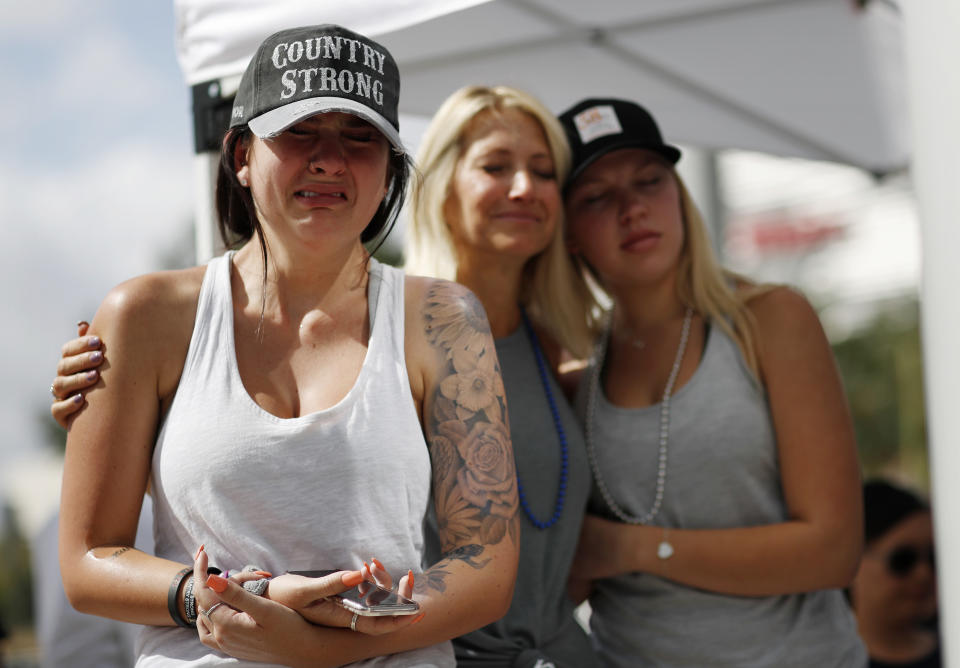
[573,105,623,144]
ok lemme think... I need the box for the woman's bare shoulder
[403,276,490,337]
[84,265,210,401]
[403,274,482,307]
[742,284,818,331]
[96,266,207,330]
[403,275,493,392]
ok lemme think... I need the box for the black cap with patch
[559,98,681,186]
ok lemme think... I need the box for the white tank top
[137,251,453,667]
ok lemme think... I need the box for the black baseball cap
[558,98,681,186]
[230,24,402,150]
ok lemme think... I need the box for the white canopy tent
[176,0,909,256]
[173,1,959,663]
[176,0,908,171]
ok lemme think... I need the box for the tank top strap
[367,258,406,366]
[175,251,235,390]
[702,316,764,396]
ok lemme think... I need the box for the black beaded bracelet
[167,567,193,628]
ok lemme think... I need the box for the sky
[0,2,922,536]
[2,2,195,529]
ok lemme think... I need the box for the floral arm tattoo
[416,282,519,594]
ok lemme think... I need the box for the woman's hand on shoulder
[67,267,205,420]
[50,320,103,428]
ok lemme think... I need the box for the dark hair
[863,479,929,545]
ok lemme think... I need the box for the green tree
[0,504,34,630]
[831,299,928,486]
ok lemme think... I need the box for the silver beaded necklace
[584,307,694,525]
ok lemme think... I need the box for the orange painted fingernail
[206,574,228,593]
[194,544,205,560]
[342,570,364,587]
[254,571,272,578]
[372,557,385,570]
[411,613,425,625]
[408,570,414,586]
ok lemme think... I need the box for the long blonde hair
[675,176,768,376]
[405,85,594,358]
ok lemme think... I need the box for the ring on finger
[199,601,224,619]
[350,611,360,632]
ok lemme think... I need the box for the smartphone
[287,569,420,616]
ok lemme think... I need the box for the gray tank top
[450,324,600,668]
[575,322,866,668]
[139,252,453,667]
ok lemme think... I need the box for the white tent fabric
[175,0,908,174]
[175,0,485,86]
[903,4,960,666]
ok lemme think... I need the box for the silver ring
[50,384,57,399]
[199,601,224,619]
[350,611,360,632]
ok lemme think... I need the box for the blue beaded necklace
[517,307,568,529]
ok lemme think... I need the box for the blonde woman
[560,97,867,667]
[405,85,599,668]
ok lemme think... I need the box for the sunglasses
[885,545,936,577]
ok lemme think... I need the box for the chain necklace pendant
[584,307,694,526]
